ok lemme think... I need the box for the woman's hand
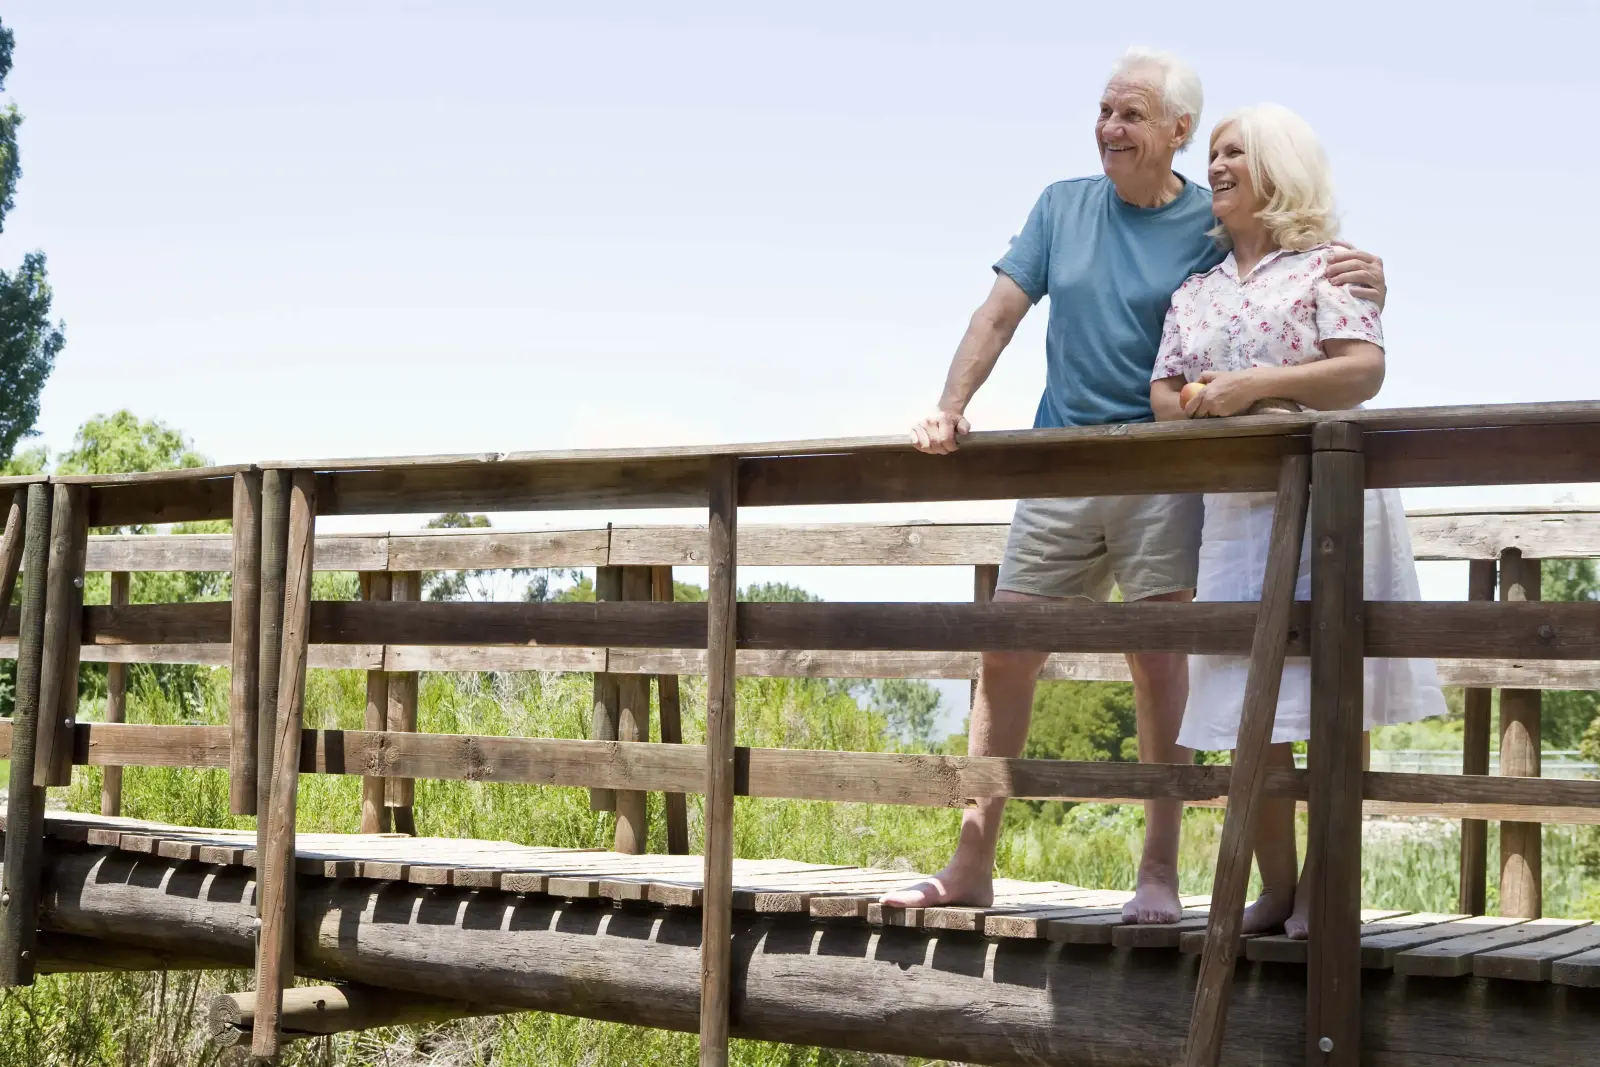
[1185,369,1265,418]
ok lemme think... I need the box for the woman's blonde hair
[1209,103,1338,251]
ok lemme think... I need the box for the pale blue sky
[1,2,1596,659]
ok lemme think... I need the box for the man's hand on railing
[910,411,970,455]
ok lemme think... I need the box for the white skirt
[1176,488,1448,752]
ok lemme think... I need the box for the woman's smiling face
[1208,121,1265,226]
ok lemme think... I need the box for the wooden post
[971,563,999,706]
[653,564,691,856]
[385,569,421,835]
[34,484,87,788]
[360,571,392,834]
[0,489,26,613]
[256,469,291,824]
[1499,547,1542,918]
[700,456,738,1067]
[589,564,623,813]
[230,469,263,816]
[1183,454,1310,1067]
[0,485,47,987]
[1306,423,1365,1067]
[100,571,130,818]
[252,470,317,1060]
[1458,558,1496,916]
[614,565,654,854]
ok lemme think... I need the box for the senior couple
[885,47,1444,936]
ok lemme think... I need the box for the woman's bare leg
[1241,742,1298,934]
[1287,731,1369,939]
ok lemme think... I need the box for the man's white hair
[1110,46,1204,150]
[1209,103,1339,251]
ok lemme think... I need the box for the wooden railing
[0,401,1598,1067]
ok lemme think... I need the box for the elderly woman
[1150,104,1446,937]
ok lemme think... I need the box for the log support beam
[30,848,1600,1067]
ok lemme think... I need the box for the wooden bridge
[2,402,1599,1066]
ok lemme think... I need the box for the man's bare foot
[1240,886,1295,935]
[1122,875,1182,925]
[1285,883,1311,939]
[879,865,994,908]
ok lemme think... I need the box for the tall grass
[2,664,1595,1065]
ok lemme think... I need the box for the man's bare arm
[910,273,1034,454]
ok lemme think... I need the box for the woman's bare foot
[1285,881,1312,939]
[880,864,995,909]
[1121,871,1182,925]
[1240,886,1295,935]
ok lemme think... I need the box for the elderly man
[883,47,1386,923]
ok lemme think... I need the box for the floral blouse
[1151,243,1383,384]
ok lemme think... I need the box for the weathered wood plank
[1186,454,1309,1067]
[101,572,129,817]
[1306,422,1364,1067]
[590,565,622,813]
[0,485,51,986]
[86,474,236,527]
[230,471,262,815]
[35,486,87,787]
[83,532,387,572]
[1499,548,1544,919]
[1459,559,1495,916]
[252,471,317,1059]
[256,470,291,824]
[1392,917,1570,977]
[360,572,391,834]
[1472,921,1600,980]
[384,571,420,832]
[701,456,738,1067]
[387,528,610,570]
[654,565,690,857]
[614,566,654,854]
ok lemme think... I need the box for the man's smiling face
[1095,72,1182,183]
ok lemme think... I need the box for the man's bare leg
[881,591,1053,908]
[1121,589,1195,925]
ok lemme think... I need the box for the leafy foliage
[1544,559,1600,750]
[0,18,62,464]
[1025,679,1138,763]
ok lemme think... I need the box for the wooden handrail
[29,507,1600,573]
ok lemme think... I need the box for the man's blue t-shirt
[994,174,1224,428]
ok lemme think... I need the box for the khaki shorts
[996,494,1203,602]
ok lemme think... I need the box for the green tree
[868,678,943,750]
[1025,680,1138,763]
[1544,559,1600,750]
[0,413,217,714]
[0,20,63,463]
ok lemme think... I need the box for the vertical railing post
[256,470,291,824]
[385,569,421,835]
[360,571,392,834]
[1306,422,1365,1067]
[614,565,654,853]
[971,563,999,705]
[653,563,691,856]
[589,564,623,813]
[101,571,130,818]
[1183,453,1310,1067]
[34,485,87,789]
[1498,547,1543,918]
[230,469,263,815]
[700,457,738,1067]
[252,470,317,1060]
[0,485,48,987]
[1458,558,1496,915]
